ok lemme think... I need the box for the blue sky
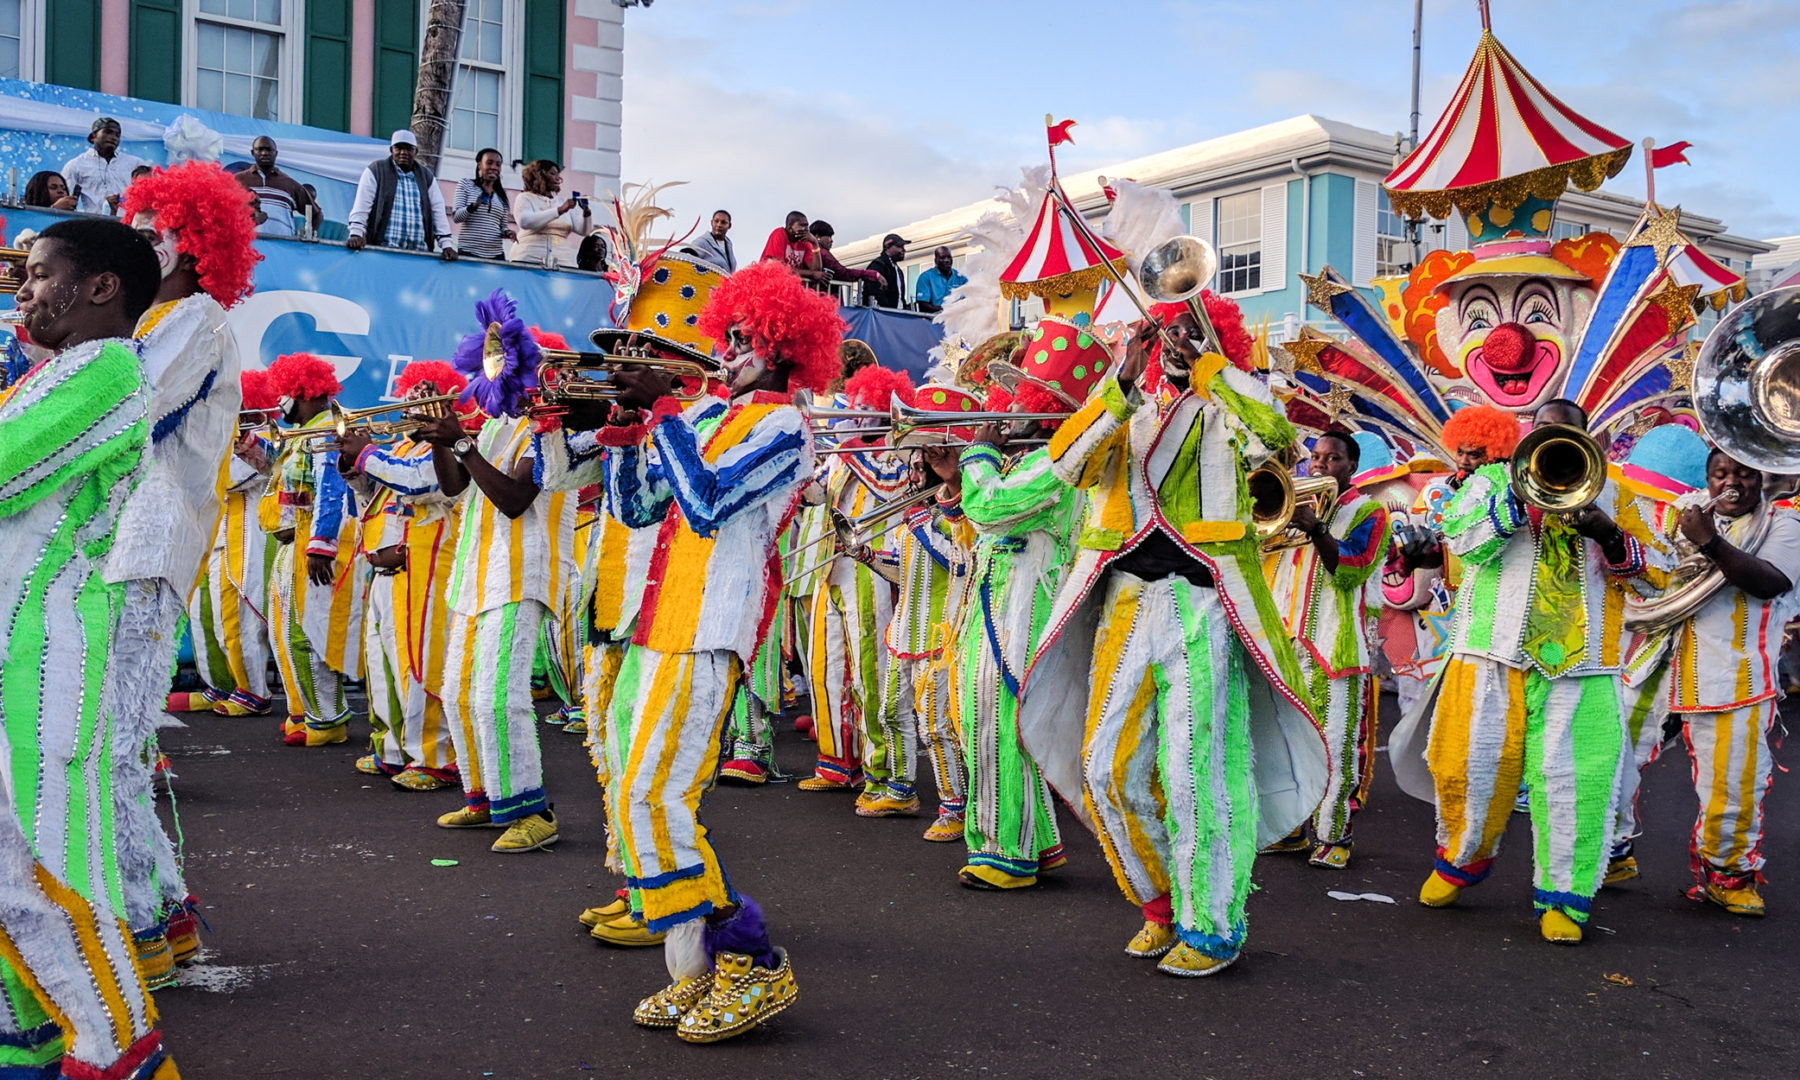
[621,0,1799,250]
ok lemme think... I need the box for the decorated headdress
[1000,119,1127,309]
[990,314,1114,408]
[903,382,984,445]
[1617,423,1709,501]
[844,365,915,411]
[1439,404,1521,460]
[695,260,844,394]
[265,352,340,401]
[239,368,277,412]
[934,165,1053,350]
[452,289,541,418]
[120,161,261,308]
[593,180,724,357]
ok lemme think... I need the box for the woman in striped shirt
[451,148,517,260]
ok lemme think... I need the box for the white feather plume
[1099,178,1187,275]
[933,165,1053,351]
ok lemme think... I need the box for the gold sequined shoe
[303,722,348,747]
[1703,873,1765,917]
[797,775,854,793]
[212,697,268,717]
[589,912,666,947]
[1260,825,1310,854]
[958,864,1036,890]
[1157,941,1238,977]
[1124,921,1178,958]
[676,948,799,1044]
[136,933,176,990]
[391,768,451,792]
[436,805,496,829]
[1603,854,1640,886]
[921,812,964,843]
[633,975,710,1029]
[354,754,386,776]
[1309,841,1352,870]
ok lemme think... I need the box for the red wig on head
[239,369,277,412]
[120,161,261,309]
[844,365,915,411]
[528,327,570,351]
[695,260,844,394]
[265,352,341,401]
[983,384,1014,412]
[1440,404,1522,461]
[1143,290,1255,389]
[395,360,467,399]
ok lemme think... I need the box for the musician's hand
[1568,506,1619,541]
[851,543,875,565]
[970,422,1006,449]
[366,545,406,571]
[1679,505,1718,548]
[274,528,296,545]
[1118,319,1158,387]
[1290,504,1321,537]
[306,553,337,586]
[235,431,269,472]
[613,366,675,412]
[336,429,373,470]
[921,444,961,483]
[418,413,466,448]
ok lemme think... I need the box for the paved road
[155,693,1796,1079]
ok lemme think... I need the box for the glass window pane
[199,0,228,14]
[199,23,224,67]
[477,111,498,151]
[196,70,223,110]
[226,27,250,71]
[256,0,281,24]
[0,40,20,81]
[226,72,252,117]
[252,31,276,76]
[479,23,501,63]
[253,77,278,121]
[475,69,499,110]
[449,109,472,151]
[0,0,19,32]
[228,0,253,19]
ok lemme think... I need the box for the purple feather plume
[452,288,541,418]
[704,894,775,968]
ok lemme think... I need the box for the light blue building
[840,115,1771,340]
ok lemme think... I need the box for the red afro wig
[120,161,261,309]
[395,360,467,399]
[1144,290,1255,383]
[1440,404,1522,461]
[695,260,844,394]
[529,327,570,351]
[239,369,277,412]
[983,384,1014,412]
[844,365,915,411]
[265,352,341,401]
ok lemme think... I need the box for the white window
[0,0,22,80]
[447,0,506,155]
[1216,190,1262,295]
[1376,188,1410,277]
[1550,217,1589,242]
[193,0,288,122]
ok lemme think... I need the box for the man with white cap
[347,130,458,260]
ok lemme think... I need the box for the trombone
[787,483,943,580]
[266,395,460,449]
[533,348,718,416]
[812,399,1069,454]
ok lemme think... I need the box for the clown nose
[1480,322,1535,374]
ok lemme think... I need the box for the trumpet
[0,247,27,296]
[266,395,460,449]
[787,483,942,580]
[1248,465,1340,551]
[533,349,718,418]
[794,388,890,431]
[1509,423,1607,513]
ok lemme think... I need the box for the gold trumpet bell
[1509,423,1607,513]
[1250,467,1340,551]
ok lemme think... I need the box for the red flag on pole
[1046,117,1077,147]
[1649,141,1693,169]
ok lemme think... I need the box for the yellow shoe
[676,947,799,1044]
[1037,846,1068,873]
[1539,908,1583,944]
[797,775,854,792]
[436,805,495,829]
[1309,842,1352,870]
[958,864,1036,890]
[1419,872,1463,908]
[1603,855,1640,886]
[578,896,631,928]
[1704,876,1765,917]
[1261,825,1310,855]
[921,813,965,843]
[136,933,176,990]
[1125,921,1178,958]
[303,722,348,747]
[166,691,214,713]
[391,768,452,792]
[1157,941,1238,977]
[212,698,266,717]
[354,754,386,776]
[634,975,710,1028]
[590,912,666,947]
[854,787,921,818]
[491,810,559,853]
[150,1056,181,1079]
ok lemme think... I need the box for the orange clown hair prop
[120,161,261,308]
[265,352,341,401]
[695,260,844,394]
[1440,403,1522,460]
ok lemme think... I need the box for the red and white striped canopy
[1385,30,1631,220]
[1000,187,1126,300]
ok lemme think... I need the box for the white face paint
[132,210,180,281]
[720,325,769,393]
[277,394,297,422]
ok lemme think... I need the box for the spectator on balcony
[576,233,610,273]
[236,136,322,239]
[23,171,78,211]
[509,159,594,269]
[760,210,829,286]
[347,130,457,259]
[685,209,737,273]
[865,233,908,309]
[62,117,146,216]
[913,246,967,314]
[808,220,884,298]
[451,147,517,260]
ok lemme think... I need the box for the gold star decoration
[1624,205,1688,264]
[1644,277,1703,335]
[1666,339,1699,393]
[1322,383,1355,419]
[1282,326,1334,377]
[1299,269,1355,313]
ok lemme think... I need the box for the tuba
[1624,286,1800,633]
[1509,423,1607,513]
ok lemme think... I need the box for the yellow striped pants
[874,653,966,808]
[442,601,548,823]
[581,640,629,873]
[608,645,741,932]
[362,573,454,775]
[267,545,350,728]
[1681,701,1776,881]
[187,558,271,707]
[1301,650,1374,846]
[807,558,893,782]
[1612,661,1672,850]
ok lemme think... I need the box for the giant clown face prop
[1435,271,1593,413]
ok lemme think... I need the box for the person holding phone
[509,159,594,268]
[451,147,517,259]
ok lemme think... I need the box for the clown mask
[721,325,770,393]
[131,210,181,281]
[1436,274,1592,413]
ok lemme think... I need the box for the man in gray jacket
[346,130,458,260]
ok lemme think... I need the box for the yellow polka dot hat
[590,251,721,361]
[898,382,984,446]
[988,314,1113,408]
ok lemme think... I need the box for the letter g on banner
[227,290,370,380]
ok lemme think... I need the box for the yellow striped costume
[187,453,274,711]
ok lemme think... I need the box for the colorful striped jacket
[1263,487,1392,677]
[445,414,575,619]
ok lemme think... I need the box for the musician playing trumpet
[1626,449,1800,917]
[1261,429,1391,870]
[1420,398,1664,945]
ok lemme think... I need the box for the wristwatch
[451,437,474,459]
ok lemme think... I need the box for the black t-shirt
[1107,527,1214,587]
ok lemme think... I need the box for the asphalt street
[154,691,1798,1079]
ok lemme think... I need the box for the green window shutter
[304,0,354,131]
[128,0,182,104]
[46,0,102,89]
[520,0,565,163]
[372,0,420,138]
